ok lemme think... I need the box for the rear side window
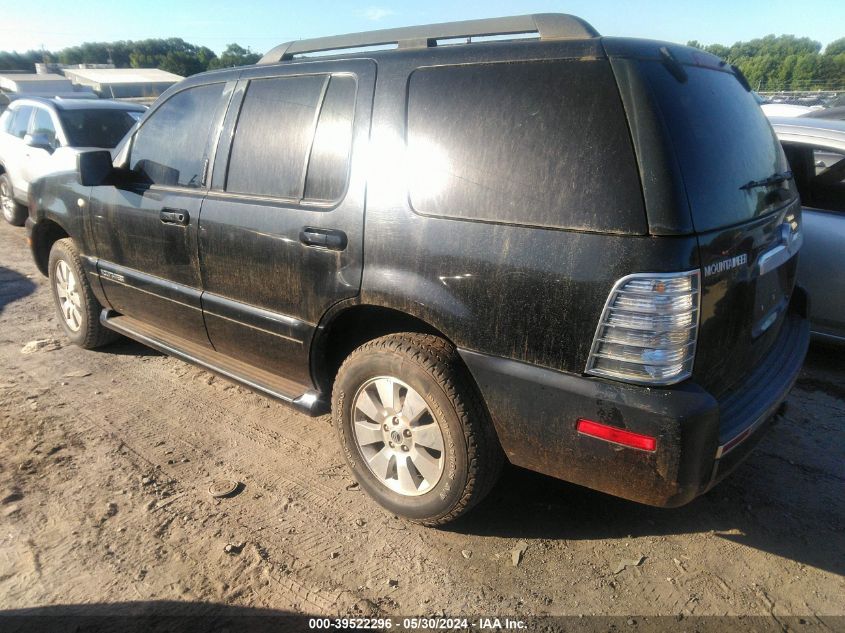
[9,106,33,139]
[226,74,356,203]
[130,83,224,188]
[304,76,356,202]
[406,60,646,233]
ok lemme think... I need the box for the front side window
[30,108,57,148]
[130,83,224,187]
[9,106,33,139]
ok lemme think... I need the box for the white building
[62,68,182,101]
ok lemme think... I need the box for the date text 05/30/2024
[308,617,527,629]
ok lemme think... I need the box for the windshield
[642,61,795,232]
[58,109,140,148]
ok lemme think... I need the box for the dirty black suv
[27,14,810,525]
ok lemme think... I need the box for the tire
[332,333,503,526]
[48,238,118,349]
[0,174,27,226]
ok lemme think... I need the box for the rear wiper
[740,170,793,190]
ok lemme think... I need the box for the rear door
[90,81,232,346]
[199,60,374,385]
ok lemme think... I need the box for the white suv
[0,97,145,225]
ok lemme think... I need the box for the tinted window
[303,75,356,202]
[131,83,223,187]
[30,108,57,147]
[58,109,140,148]
[226,75,326,199]
[9,106,33,139]
[642,62,792,232]
[783,143,845,214]
[406,61,645,232]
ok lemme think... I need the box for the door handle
[160,208,189,226]
[300,227,347,251]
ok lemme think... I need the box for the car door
[199,60,374,385]
[3,105,34,198]
[21,106,60,185]
[782,141,845,339]
[89,80,233,346]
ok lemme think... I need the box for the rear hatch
[632,48,802,398]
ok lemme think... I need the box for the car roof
[10,96,146,112]
[769,116,845,149]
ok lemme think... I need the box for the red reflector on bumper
[576,419,657,452]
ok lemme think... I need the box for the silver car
[0,97,145,226]
[770,117,845,344]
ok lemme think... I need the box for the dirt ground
[0,219,843,627]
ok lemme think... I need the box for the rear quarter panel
[360,46,699,373]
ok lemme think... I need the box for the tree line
[1,34,843,90]
[0,39,261,76]
[688,35,845,91]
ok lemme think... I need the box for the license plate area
[752,258,791,338]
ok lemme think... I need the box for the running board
[100,310,328,416]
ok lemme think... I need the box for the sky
[1,0,843,55]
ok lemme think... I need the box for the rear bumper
[460,288,810,507]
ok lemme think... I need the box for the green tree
[207,43,261,69]
[825,38,845,56]
[0,50,44,71]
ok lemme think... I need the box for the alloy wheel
[352,376,446,496]
[55,260,83,332]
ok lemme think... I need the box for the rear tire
[332,333,503,526]
[0,174,27,226]
[48,238,118,349]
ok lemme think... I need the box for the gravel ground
[0,219,843,628]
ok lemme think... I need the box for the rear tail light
[585,270,700,385]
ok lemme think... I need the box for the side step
[100,311,328,416]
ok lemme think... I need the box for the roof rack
[258,13,599,64]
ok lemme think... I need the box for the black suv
[27,14,810,525]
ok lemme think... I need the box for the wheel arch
[31,218,70,277]
[311,303,459,396]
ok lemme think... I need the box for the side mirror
[24,132,55,153]
[77,150,114,186]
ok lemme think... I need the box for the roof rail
[258,13,599,64]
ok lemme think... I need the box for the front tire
[0,174,27,226]
[332,333,503,526]
[48,238,118,349]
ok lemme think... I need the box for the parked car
[801,105,845,121]
[0,97,145,226]
[771,116,845,343]
[27,14,809,525]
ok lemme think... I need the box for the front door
[20,106,59,186]
[89,81,232,346]
[198,61,374,385]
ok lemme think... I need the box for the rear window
[59,109,141,148]
[641,62,793,232]
[406,60,646,233]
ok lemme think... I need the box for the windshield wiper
[740,170,793,190]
